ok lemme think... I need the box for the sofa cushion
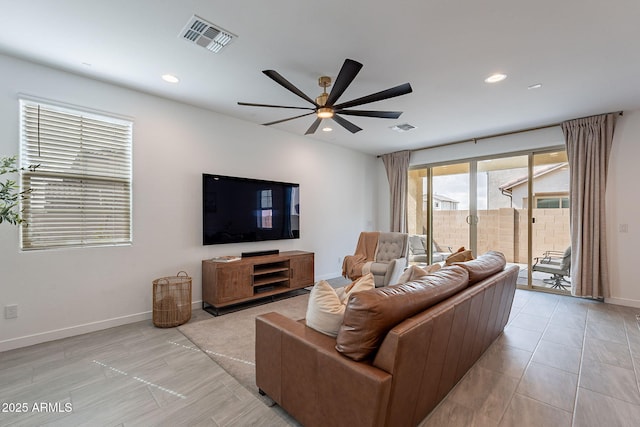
[335,265,469,361]
[453,250,506,285]
[408,235,426,255]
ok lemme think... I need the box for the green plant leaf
[1,155,32,226]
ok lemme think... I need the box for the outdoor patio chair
[408,234,452,263]
[532,246,571,290]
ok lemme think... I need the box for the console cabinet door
[289,254,314,288]
[213,263,253,303]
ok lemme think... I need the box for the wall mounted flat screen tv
[202,174,300,245]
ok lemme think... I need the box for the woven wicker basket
[152,271,192,327]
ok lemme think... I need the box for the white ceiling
[1,0,639,155]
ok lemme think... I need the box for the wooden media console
[202,250,314,314]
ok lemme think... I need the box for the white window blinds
[19,100,132,250]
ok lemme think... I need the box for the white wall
[406,114,640,308]
[377,161,391,231]
[410,126,566,166]
[0,54,379,351]
[606,110,640,307]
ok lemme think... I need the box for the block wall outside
[432,208,570,263]
[524,208,571,260]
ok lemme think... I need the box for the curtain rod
[378,110,623,157]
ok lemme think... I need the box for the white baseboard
[0,301,203,353]
[604,297,640,309]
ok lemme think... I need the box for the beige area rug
[178,293,310,403]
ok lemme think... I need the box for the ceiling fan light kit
[238,58,413,135]
[317,107,334,119]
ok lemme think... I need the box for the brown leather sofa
[255,251,519,427]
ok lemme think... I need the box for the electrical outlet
[636,314,640,331]
[5,304,18,319]
[619,223,629,233]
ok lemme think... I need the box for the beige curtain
[562,113,617,298]
[382,150,410,232]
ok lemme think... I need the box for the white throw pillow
[306,274,375,337]
[397,264,441,284]
[398,265,429,284]
[305,280,346,337]
[335,273,376,304]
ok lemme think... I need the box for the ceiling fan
[238,58,413,135]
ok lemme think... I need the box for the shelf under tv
[201,250,314,315]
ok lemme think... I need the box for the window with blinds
[19,99,132,250]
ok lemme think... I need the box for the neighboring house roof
[433,193,459,203]
[499,163,568,191]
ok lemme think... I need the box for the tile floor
[0,309,295,426]
[421,289,640,427]
[1,289,639,426]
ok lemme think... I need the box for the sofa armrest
[256,312,392,427]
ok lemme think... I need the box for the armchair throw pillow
[445,247,474,265]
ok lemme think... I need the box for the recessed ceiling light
[322,127,333,132]
[162,74,180,83]
[484,73,507,83]
[527,83,542,90]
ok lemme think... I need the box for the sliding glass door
[431,163,470,257]
[408,163,470,264]
[529,151,571,292]
[408,149,570,293]
[476,155,529,286]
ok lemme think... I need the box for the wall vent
[390,123,416,133]
[180,15,236,54]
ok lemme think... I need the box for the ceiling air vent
[180,15,236,54]
[390,123,416,133]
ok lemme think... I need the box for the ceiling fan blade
[305,117,322,135]
[263,112,314,126]
[238,102,314,110]
[332,114,363,134]
[335,110,403,119]
[333,83,413,110]
[325,59,363,107]
[263,70,318,106]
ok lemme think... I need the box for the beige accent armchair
[343,232,409,287]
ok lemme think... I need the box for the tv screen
[202,174,300,245]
